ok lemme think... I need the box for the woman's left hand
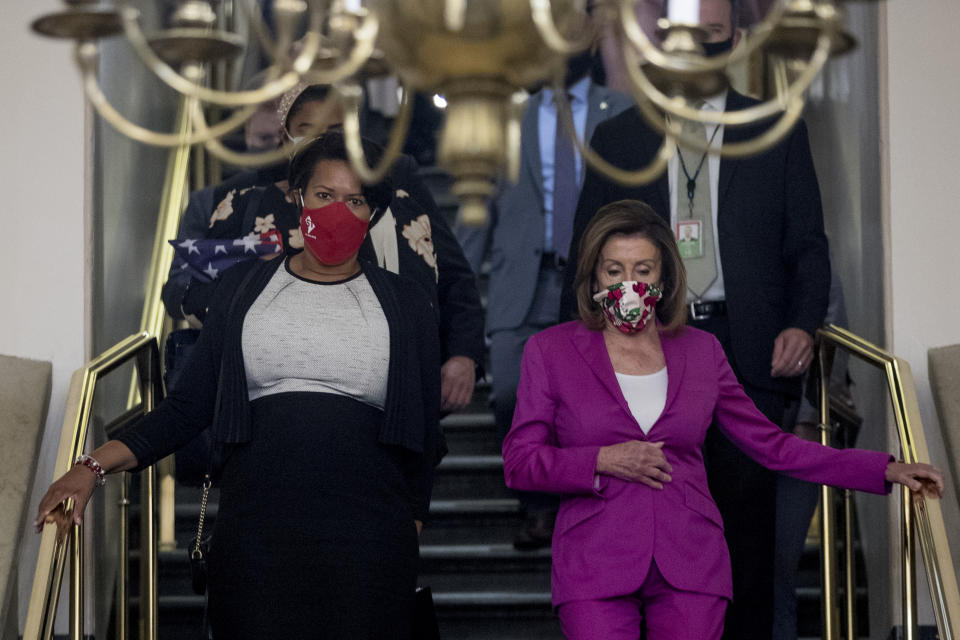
[884,461,945,499]
[441,356,475,412]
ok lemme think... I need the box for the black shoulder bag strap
[190,262,263,605]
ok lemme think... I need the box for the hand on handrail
[33,465,99,538]
[885,461,945,500]
[34,440,138,536]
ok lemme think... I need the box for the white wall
[0,0,90,633]
[881,0,960,630]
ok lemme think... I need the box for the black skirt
[206,392,420,639]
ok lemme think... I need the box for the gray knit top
[241,260,390,409]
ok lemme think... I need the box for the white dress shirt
[668,92,727,302]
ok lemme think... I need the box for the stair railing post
[843,489,856,640]
[118,472,130,640]
[69,522,83,640]
[901,483,917,640]
[818,338,841,640]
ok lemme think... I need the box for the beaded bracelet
[75,454,106,487]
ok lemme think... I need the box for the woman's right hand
[597,440,673,489]
[33,466,99,537]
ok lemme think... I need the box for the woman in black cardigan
[35,134,444,639]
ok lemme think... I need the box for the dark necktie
[552,93,578,261]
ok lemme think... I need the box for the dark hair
[288,132,394,217]
[575,199,687,332]
[285,84,333,130]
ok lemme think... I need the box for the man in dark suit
[459,52,632,549]
[559,0,830,637]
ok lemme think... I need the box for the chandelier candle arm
[635,95,806,159]
[191,103,295,168]
[529,0,595,55]
[191,93,347,168]
[76,44,264,147]
[338,82,413,184]
[552,74,679,186]
[619,24,832,129]
[114,1,318,107]
[238,0,313,74]
[619,0,787,73]
[302,10,380,85]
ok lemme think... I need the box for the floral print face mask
[592,281,663,334]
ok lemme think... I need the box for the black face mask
[701,36,734,57]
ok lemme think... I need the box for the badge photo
[677,220,703,259]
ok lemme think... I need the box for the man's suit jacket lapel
[585,84,614,152]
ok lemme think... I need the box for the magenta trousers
[557,561,728,640]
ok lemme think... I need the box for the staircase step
[441,413,496,429]
[433,454,509,500]
[434,591,552,608]
[420,543,550,561]
[422,499,525,546]
[440,412,501,456]
[430,498,520,516]
[433,590,562,640]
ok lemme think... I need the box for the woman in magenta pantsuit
[501,200,943,640]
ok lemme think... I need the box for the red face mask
[299,201,370,265]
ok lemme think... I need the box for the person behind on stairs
[502,200,945,640]
[201,83,485,413]
[35,133,446,640]
[456,39,633,550]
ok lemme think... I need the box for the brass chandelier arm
[77,44,261,147]
[191,102,293,168]
[635,95,806,158]
[191,94,345,168]
[238,0,317,75]
[552,76,679,186]
[619,24,832,129]
[113,1,322,107]
[618,0,787,72]
[338,83,413,184]
[301,10,380,85]
[529,0,594,55]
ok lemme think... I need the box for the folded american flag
[169,230,283,282]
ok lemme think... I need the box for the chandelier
[31,0,858,225]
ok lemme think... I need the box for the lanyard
[677,123,721,212]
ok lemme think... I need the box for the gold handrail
[817,324,960,640]
[23,332,163,640]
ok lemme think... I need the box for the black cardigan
[118,256,445,519]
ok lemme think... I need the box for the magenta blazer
[502,321,892,606]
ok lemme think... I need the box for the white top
[242,263,390,409]
[668,91,726,302]
[615,368,668,434]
